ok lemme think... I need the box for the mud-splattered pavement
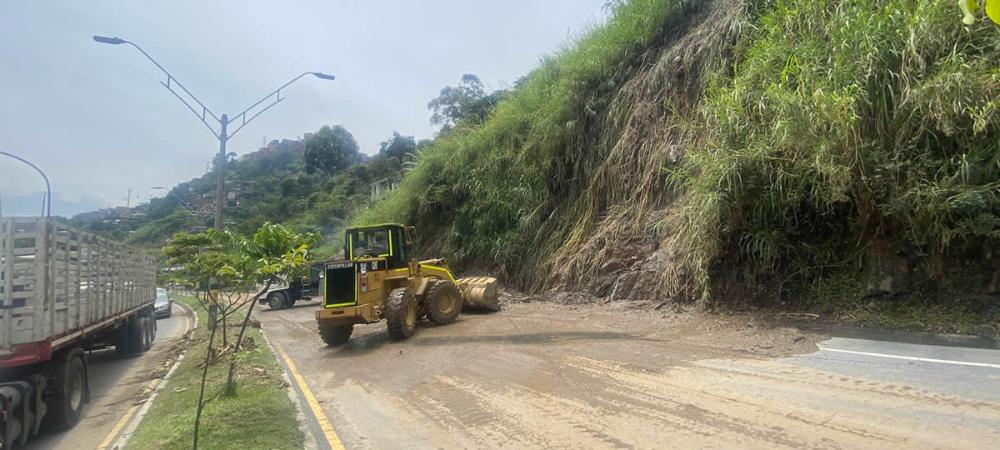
[260,300,1000,449]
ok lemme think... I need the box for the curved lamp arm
[227,72,336,139]
[93,36,222,139]
[0,150,51,218]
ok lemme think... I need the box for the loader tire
[386,287,417,340]
[425,280,461,325]
[319,322,353,346]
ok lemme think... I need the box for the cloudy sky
[0,0,608,217]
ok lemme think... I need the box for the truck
[263,264,323,310]
[0,217,157,448]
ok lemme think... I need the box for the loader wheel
[425,280,461,325]
[319,322,353,346]
[386,287,417,340]
[44,348,86,431]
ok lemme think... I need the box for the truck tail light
[360,273,368,292]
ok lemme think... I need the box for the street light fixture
[92,35,125,45]
[93,35,335,229]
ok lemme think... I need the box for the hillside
[354,0,1000,332]
[72,132,406,255]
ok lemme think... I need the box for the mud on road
[260,299,1000,449]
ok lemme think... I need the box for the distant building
[370,177,400,201]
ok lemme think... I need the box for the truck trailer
[0,217,157,448]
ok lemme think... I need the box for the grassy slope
[673,0,1000,293]
[354,0,999,330]
[127,296,303,450]
[353,0,698,285]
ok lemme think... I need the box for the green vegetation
[153,223,315,448]
[77,0,998,328]
[355,0,697,286]
[672,0,1000,296]
[74,129,414,257]
[127,296,303,450]
[355,0,999,326]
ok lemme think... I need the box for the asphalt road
[260,300,1000,449]
[26,304,191,450]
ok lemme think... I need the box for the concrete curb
[110,300,198,449]
[258,316,324,450]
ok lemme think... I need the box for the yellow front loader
[315,224,499,345]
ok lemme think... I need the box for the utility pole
[93,35,335,229]
[215,114,228,229]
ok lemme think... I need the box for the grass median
[127,295,304,450]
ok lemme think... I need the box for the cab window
[349,229,390,258]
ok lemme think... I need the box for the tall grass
[357,0,999,302]
[353,0,697,284]
[672,0,1000,295]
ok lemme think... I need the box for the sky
[0,0,609,217]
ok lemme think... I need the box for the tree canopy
[427,74,505,131]
[379,132,417,160]
[304,125,362,175]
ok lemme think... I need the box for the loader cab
[343,224,414,269]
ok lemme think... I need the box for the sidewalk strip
[818,346,1000,369]
[275,343,347,450]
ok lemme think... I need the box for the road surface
[26,304,192,450]
[260,300,1000,450]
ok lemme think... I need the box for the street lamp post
[93,35,335,229]
[0,150,51,218]
[0,150,53,317]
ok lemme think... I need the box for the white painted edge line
[818,346,1000,369]
[111,300,198,450]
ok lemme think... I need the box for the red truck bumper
[0,341,52,369]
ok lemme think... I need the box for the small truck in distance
[0,218,157,448]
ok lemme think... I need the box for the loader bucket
[457,276,500,312]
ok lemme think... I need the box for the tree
[427,74,505,131]
[379,132,417,160]
[304,125,361,175]
[163,223,317,449]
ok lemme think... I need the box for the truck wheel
[318,322,353,346]
[425,280,461,325]
[45,348,86,431]
[141,316,154,352]
[268,292,287,310]
[386,287,417,340]
[116,319,135,356]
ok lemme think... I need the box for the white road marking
[818,346,1000,369]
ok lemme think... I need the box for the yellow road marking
[275,343,347,450]
[96,404,140,449]
[96,304,194,449]
[96,378,160,449]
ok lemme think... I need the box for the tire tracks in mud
[257,302,1000,450]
